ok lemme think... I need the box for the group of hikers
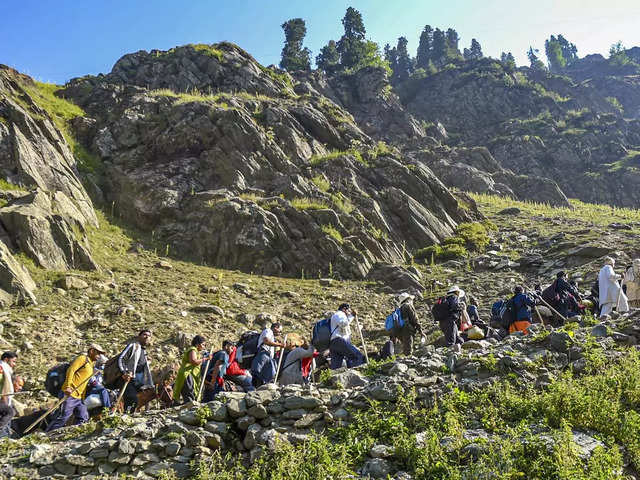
[1,256,638,438]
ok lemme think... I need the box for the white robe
[598,264,629,312]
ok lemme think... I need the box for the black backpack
[500,298,517,329]
[431,296,450,322]
[45,362,70,397]
[541,281,560,305]
[237,331,261,369]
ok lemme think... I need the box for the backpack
[236,331,261,369]
[45,362,70,397]
[541,281,560,305]
[380,340,395,360]
[384,307,405,331]
[102,354,123,388]
[491,300,506,323]
[431,296,450,322]
[311,318,336,351]
[500,298,517,329]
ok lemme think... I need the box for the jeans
[329,337,365,370]
[46,396,89,432]
[226,374,255,392]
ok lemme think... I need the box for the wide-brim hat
[397,292,415,304]
[89,343,106,354]
[446,285,465,298]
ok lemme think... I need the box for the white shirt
[258,328,275,357]
[330,310,353,342]
[0,360,14,406]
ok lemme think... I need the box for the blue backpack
[312,318,336,351]
[384,307,405,331]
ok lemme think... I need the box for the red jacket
[225,347,248,377]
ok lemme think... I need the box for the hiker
[279,337,316,385]
[251,323,285,386]
[84,363,112,411]
[554,271,581,318]
[510,286,536,334]
[109,329,155,413]
[390,293,423,356]
[201,340,236,401]
[329,303,366,370]
[46,343,105,432]
[623,259,640,308]
[173,335,212,405]
[224,342,255,393]
[598,257,629,318]
[437,286,465,350]
[0,352,18,437]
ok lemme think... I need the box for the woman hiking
[173,335,212,405]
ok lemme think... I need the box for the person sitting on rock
[109,329,155,413]
[251,323,285,386]
[224,342,255,393]
[439,286,465,351]
[173,335,212,405]
[391,292,423,356]
[279,336,316,385]
[46,343,105,432]
[329,303,366,370]
[510,286,535,335]
[599,257,629,318]
[623,259,640,309]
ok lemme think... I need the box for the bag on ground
[44,362,70,397]
[384,308,404,331]
[467,325,485,340]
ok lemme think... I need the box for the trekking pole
[273,335,288,384]
[616,275,624,313]
[24,373,93,435]
[111,379,131,415]
[534,305,545,326]
[196,354,212,403]
[525,286,568,324]
[2,390,36,396]
[354,314,369,364]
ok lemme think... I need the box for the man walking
[0,352,18,437]
[46,344,105,432]
[329,303,365,370]
[109,330,154,413]
[391,292,423,356]
[251,323,285,386]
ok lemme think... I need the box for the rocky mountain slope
[397,58,640,207]
[58,43,476,279]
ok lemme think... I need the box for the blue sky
[2,0,640,84]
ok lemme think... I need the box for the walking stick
[24,372,93,435]
[197,355,212,403]
[273,335,288,384]
[111,379,131,415]
[525,285,568,324]
[534,305,545,326]
[616,276,624,313]
[354,314,369,364]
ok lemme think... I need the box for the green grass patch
[190,44,224,62]
[0,178,26,191]
[311,175,330,192]
[290,197,329,211]
[330,192,354,214]
[310,148,368,167]
[321,224,343,244]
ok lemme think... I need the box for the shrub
[290,198,329,211]
[311,175,330,192]
[321,225,343,244]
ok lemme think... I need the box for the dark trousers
[251,351,276,387]
[46,396,89,432]
[329,337,365,370]
[394,334,414,356]
[227,374,255,392]
[0,403,13,438]
[123,383,140,413]
[439,318,463,347]
[178,375,196,404]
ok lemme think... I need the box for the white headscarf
[0,360,14,406]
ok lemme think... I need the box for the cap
[89,343,106,354]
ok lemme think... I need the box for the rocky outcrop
[0,239,36,306]
[61,44,474,278]
[0,66,99,303]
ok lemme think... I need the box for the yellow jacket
[62,355,94,399]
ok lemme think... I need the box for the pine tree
[279,18,311,71]
[392,36,413,83]
[445,28,460,55]
[416,25,433,69]
[463,48,471,60]
[431,28,447,66]
[500,52,516,70]
[557,34,578,66]
[316,40,340,74]
[527,46,546,70]
[609,41,631,66]
[545,36,566,72]
[384,43,398,74]
[469,39,483,60]
[337,7,367,68]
